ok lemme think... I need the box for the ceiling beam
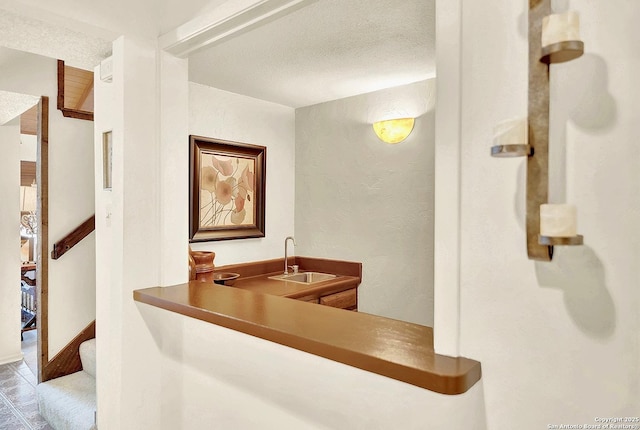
[159,0,318,58]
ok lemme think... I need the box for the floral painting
[199,154,255,227]
[189,136,266,242]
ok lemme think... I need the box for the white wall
[295,80,435,326]
[0,118,22,364]
[447,0,640,427]
[188,82,296,266]
[0,47,96,359]
[158,50,190,286]
[141,302,486,430]
[20,134,37,161]
[94,36,163,429]
[47,101,96,357]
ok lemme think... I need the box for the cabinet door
[320,288,357,310]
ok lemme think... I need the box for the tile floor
[0,331,52,430]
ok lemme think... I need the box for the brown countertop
[134,257,481,395]
[214,256,362,300]
[232,272,360,299]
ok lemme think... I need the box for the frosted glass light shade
[493,118,527,146]
[542,11,580,47]
[373,118,415,144]
[540,204,577,237]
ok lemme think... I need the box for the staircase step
[79,338,96,378]
[37,370,96,430]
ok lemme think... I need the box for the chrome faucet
[284,236,297,274]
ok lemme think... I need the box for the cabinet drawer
[297,295,319,304]
[320,288,357,309]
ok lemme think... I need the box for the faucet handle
[288,265,299,273]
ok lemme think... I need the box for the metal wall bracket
[527,0,554,261]
[492,0,585,261]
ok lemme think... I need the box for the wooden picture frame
[189,135,266,242]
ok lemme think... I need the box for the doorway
[19,102,42,377]
[0,93,51,428]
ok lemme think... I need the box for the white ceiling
[0,9,111,70]
[188,0,435,108]
[0,89,38,126]
[0,0,231,42]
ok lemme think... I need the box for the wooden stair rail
[51,215,95,260]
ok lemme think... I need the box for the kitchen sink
[268,272,337,284]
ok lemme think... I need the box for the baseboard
[42,320,95,382]
[0,352,24,366]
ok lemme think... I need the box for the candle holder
[540,11,584,64]
[490,118,532,158]
[538,204,583,246]
[491,0,585,261]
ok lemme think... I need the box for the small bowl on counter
[212,272,240,286]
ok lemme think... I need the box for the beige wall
[0,118,22,364]
[447,0,640,427]
[295,80,436,326]
[188,82,296,266]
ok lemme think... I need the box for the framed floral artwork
[189,135,266,242]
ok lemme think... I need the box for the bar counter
[134,280,481,395]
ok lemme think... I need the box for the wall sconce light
[372,117,415,144]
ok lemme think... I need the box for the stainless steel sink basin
[268,272,337,284]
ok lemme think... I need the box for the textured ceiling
[0,90,38,126]
[188,0,435,108]
[0,0,435,112]
[0,0,230,41]
[0,7,111,70]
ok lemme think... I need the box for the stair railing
[51,215,95,260]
